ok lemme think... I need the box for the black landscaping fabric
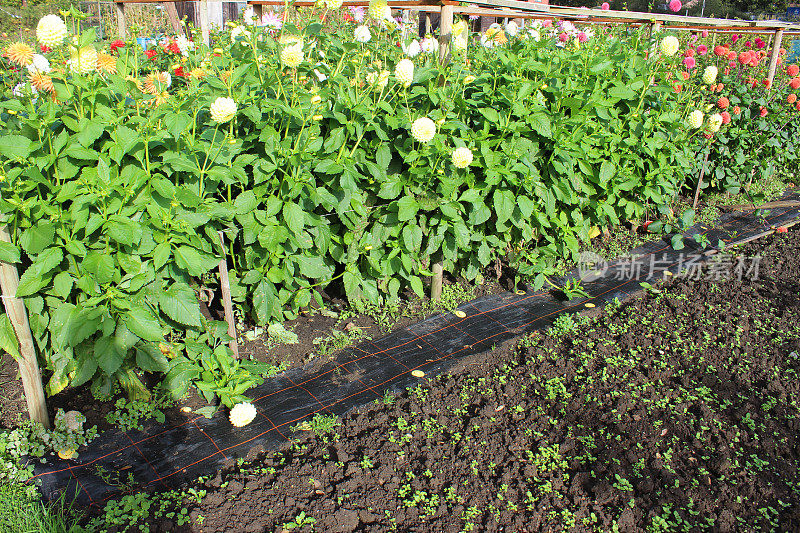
[28,193,800,507]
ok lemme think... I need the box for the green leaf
[0,135,32,160]
[283,201,305,235]
[163,358,200,398]
[409,276,424,298]
[0,241,21,264]
[397,195,419,222]
[599,161,615,185]
[174,246,218,276]
[297,255,331,279]
[529,113,552,138]
[234,190,258,215]
[402,225,422,252]
[125,305,163,342]
[19,221,55,255]
[106,215,143,246]
[493,189,515,225]
[376,145,392,170]
[82,250,116,285]
[135,344,170,373]
[94,336,125,376]
[158,283,202,327]
[16,247,63,297]
[0,314,20,360]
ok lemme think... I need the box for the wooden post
[424,13,431,35]
[252,3,263,22]
[0,226,49,428]
[438,3,453,66]
[199,0,210,46]
[114,1,125,39]
[767,28,784,91]
[217,232,239,359]
[431,261,443,300]
[163,2,183,36]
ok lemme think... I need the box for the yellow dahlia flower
[29,72,54,93]
[143,72,171,94]
[210,96,237,124]
[366,69,389,91]
[96,52,117,74]
[368,0,388,20]
[36,15,68,48]
[68,46,98,75]
[5,42,34,67]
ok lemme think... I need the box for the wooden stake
[0,226,49,428]
[114,1,125,39]
[217,232,239,359]
[431,261,444,300]
[438,3,453,66]
[767,28,784,91]
[693,150,710,210]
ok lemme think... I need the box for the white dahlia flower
[688,109,704,129]
[702,66,718,85]
[281,44,304,68]
[394,58,414,88]
[354,25,371,43]
[229,402,257,427]
[659,35,680,57]
[452,147,473,168]
[26,53,50,75]
[36,15,68,48]
[706,113,723,133]
[410,117,436,143]
[210,96,237,124]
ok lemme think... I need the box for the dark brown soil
[133,227,800,533]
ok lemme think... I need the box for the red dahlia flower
[721,111,731,124]
[788,93,797,104]
[760,106,768,117]
[788,64,799,77]
[110,39,125,53]
[717,96,729,109]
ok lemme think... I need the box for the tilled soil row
[140,228,800,532]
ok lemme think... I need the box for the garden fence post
[0,225,49,429]
[767,28,784,90]
[114,1,125,38]
[217,231,239,359]
[438,3,453,66]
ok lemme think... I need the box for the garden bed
[99,224,800,532]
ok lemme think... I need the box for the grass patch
[0,482,85,533]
